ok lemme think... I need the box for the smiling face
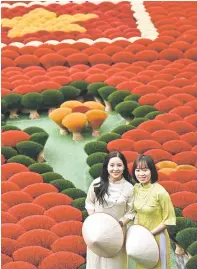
[135,161,151,185]
[107,156,125,181]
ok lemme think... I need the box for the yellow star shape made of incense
[2,8,98,38]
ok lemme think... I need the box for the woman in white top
[85,151,135,269]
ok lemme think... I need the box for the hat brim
[82,212,124,258]
[126,224,159,268]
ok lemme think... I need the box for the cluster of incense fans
[49,100,108,141]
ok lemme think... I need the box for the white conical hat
[126,225,159,268]
[82,212,124,258]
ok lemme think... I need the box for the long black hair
[94,151,130,205]
[132,154,158,184]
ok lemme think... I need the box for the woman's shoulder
[123,180,134,196]
[154,183,170,196]
[124,180,134,194]
[124,179,134,189]
[154,182,167,192]
[92,177,101,185]
[133,182,140,190]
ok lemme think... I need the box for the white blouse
[85,177,135,222]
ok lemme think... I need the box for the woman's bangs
[136,159,149,169]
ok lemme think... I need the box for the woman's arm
[151,223,167,236]
[85,181,97,214]
[119,187,136,226]
[151,188,176,236]
[134,216,138,225]
[119,217,131,227]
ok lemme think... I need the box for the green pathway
[8,112,126,192]
[7,112,177,269]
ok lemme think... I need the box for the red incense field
[1,1,197,269]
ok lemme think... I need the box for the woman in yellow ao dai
[132,154,176,269]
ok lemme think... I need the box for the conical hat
[126,225,159,268]
[82,213,124,258]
